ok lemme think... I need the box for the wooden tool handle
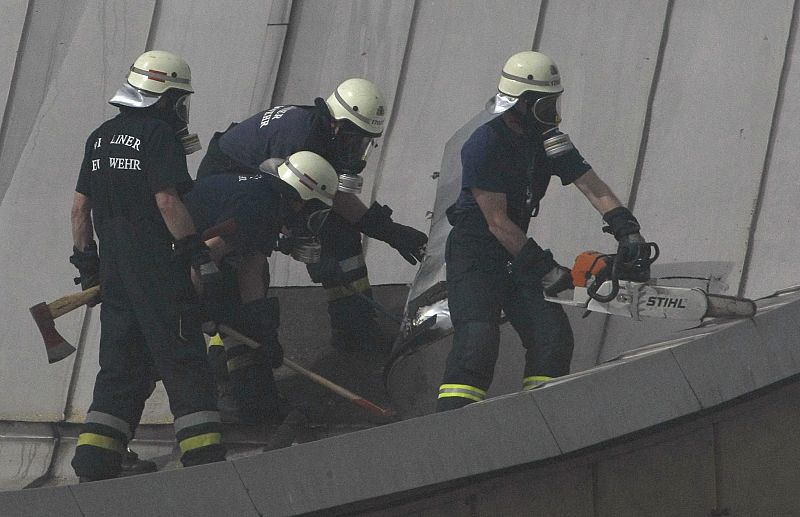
[48,285,101,319]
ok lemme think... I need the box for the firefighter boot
[118,448,157,477]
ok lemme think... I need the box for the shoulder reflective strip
[333,89,376,126]
[130,66,191,85]
[174,411,222,434]
[85,411,132,441]
[339,254,366,273]
[77,433,125,454]
[227,353,258,373]
[522,375,553,390]
[325,276,371,301]
[209,333,224,346]
[438,384,487,402]
[179,432,222,454]
[501,71,560,87]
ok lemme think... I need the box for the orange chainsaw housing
[572,251,609,288]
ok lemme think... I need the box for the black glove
[69,241,100,291]
[602,206,641,241]
[356,202,428,265]
[240,297,284,368]
[619,232,655,282]
[173,233,221,288]
[603,207,653,281]
[510,239,573,296]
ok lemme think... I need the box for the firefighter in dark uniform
[437,51,653,411]
[69,51,226,481]
[196,78,428,353]
[183,151,339,423]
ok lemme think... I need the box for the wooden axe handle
[43,220,235,321]
[48,285,101,319]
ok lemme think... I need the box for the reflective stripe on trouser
[174,411,223,456]
[436,320,498,412]
[72,410,132,479]
[76,410,131,454]
[325,276,371,302]
[522,376,553,390]
[438,384,487,403]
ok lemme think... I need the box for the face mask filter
[173,94,201,154]
[286,202,331,264]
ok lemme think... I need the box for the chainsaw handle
[585,241,660,304]
[587,252,622,303]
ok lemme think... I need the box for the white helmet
[487,51,563,115]
[325,78,386,136]
[272,151,338,206]
[109,50,193,109]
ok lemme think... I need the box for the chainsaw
[545,243,756,320]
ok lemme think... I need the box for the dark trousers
[307,213,379,343]
[437,219,574,411]
[197,135,378,346]
[72,220,225,480]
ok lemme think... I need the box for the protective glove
[510,239,573,296]
[356,202,428,265]
[240,297,284,368]
[69,241,100,291]
[602,207,653,281]
[173,233,221,290]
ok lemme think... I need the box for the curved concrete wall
[0,0,798,436]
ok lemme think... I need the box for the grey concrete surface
[4,292,800,515]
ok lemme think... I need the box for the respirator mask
[329,125,376,194]
[520,92,574,159]
[283,199,331,264]
[172,93,202,155]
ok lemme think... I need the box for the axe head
[30,302,76,363]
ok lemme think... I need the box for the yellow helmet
[274,151,338,206]
[488,51,563,115]
[127,50,193,95]
[325,78,386,136]
[109,50,193,109]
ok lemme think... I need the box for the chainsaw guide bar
[545,280,756,320]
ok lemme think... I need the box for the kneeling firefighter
[184,151,339,423]
[69,50,225,481]
[196,78,428,353]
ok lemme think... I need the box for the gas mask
[283,199,331,263]
[172,93,202,155]
[519,92,574,159]
[329,127,376,194]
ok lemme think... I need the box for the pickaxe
[30,219,239,363]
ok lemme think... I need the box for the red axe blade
[29,285,101,364]
[30,302,76,363]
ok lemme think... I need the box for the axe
[30,285,101,363]
[31,218,239,363]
